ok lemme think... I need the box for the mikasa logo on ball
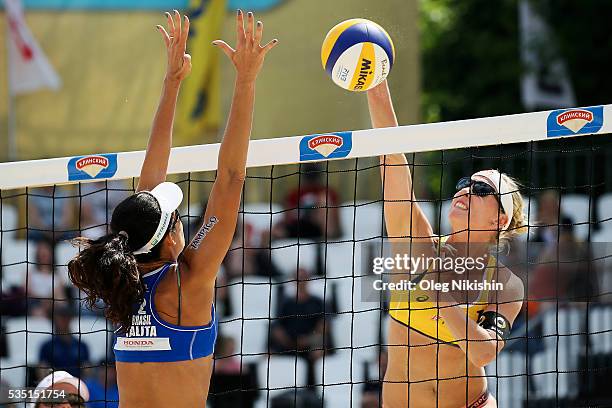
[354,58,373,90]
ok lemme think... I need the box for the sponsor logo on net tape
[67,153,118,181]
[547,106,604,138]
[299,131,353,162]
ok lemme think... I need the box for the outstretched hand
[212,10,278,82]
[157,10,192,83]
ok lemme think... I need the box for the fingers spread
[245,12,254,44]
[236,9,245,48]
[212,40,236,59]
[173,10,182,45]
[261,38,279,54]
[181,15,190,50]
[165,11,175,40]
[255,20,263,45]
[157,25,171,48]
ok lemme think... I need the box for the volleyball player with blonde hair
[68,10,277,407]
[367,80,526,408]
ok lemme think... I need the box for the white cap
[33,371,90,404]
[471,170,515,230]
[133,182,183,255]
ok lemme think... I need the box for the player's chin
[448,206,468,224]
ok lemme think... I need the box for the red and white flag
[4,0,61,95]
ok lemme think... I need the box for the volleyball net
[1,105,612,407]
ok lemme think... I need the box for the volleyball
[321,18,395,92]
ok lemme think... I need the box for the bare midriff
[383,318,488,408]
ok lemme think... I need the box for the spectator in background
[0,286,27,317]
[532,190,569,244]
[79,181,129,239]
[208,334,259,408]
[223,218,281,281]
[270,268,330,386]
[273,163,341,240]
[28,238,68,317]
[38,306,90,378]
[528,217,598,317]
[32,370,89,408]
[85,360,119,408]
[28,186,74,242]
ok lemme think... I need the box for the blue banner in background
[17,0,284,10]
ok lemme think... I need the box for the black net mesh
[1,134,612,407]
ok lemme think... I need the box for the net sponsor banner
[299,132,353,162]
[1,105,611,190]
[67,153,118,181]
[547,106,604,138]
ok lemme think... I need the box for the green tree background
[420,0,612,123]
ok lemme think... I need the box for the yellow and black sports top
[388,248,497,345]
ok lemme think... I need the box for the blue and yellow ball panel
[321,18,395,92]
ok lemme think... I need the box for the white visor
[133,182,183,255]
[471,170,514,230]
[33,370,90,403]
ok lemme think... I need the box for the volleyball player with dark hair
[68,10,277,407]
[367,80,526,408]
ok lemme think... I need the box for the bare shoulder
[496,263,525,303]
[486,262,524,324]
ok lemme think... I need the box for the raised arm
[367,80,434,243]
[181,11,277,283]
[136,11,192,192]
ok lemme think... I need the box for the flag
[519,0,575,110]
[176,0,226,142]
[4,0,61,95]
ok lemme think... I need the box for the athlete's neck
[444,235,493,259]
[446,230,496,246]
[138,259,176,275]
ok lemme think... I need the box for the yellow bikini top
[388,242,497,345]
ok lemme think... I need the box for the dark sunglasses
[456,177,504,211]
[456,177,497,196]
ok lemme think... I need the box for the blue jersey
[113,263,217,363]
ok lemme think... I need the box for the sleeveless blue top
[113,263,218,363]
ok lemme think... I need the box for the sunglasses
[456,177,504,212]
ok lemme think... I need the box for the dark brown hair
[68,192,167,331]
